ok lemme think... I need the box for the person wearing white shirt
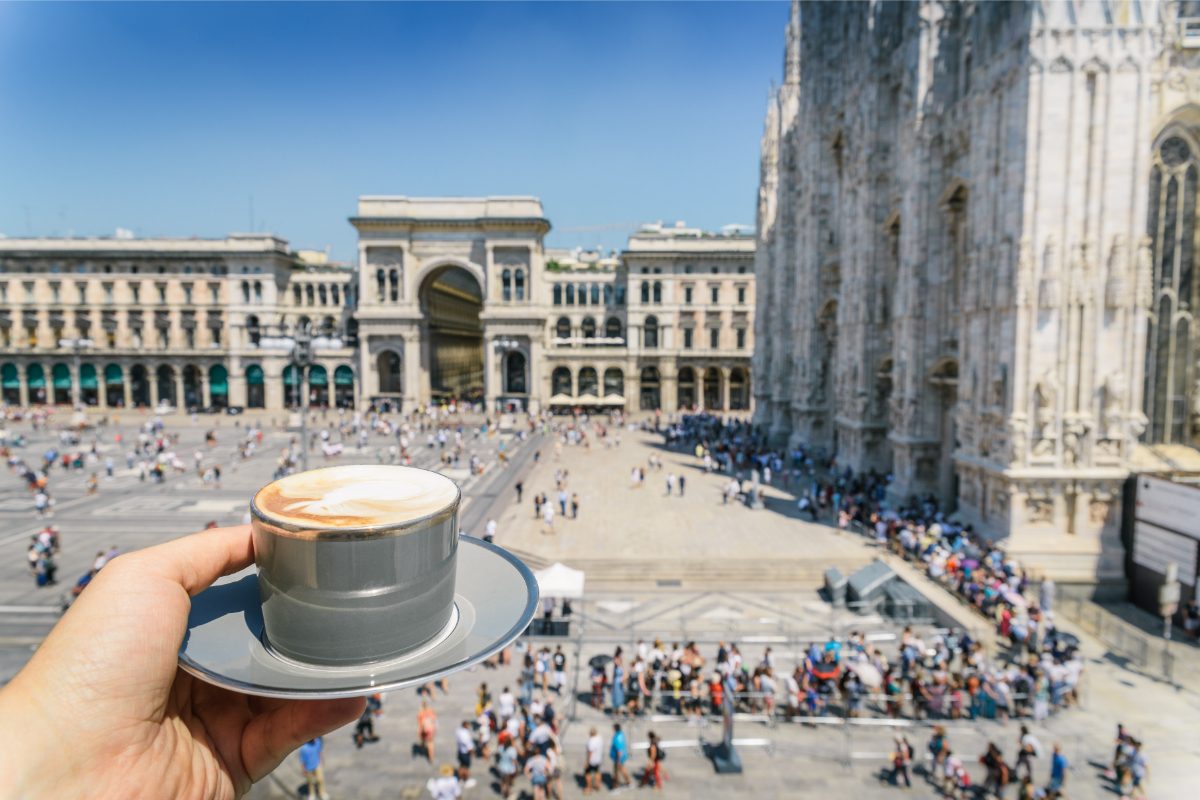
[498,688,516,722]
[584,727,604,793]
[455,721,474,781]
[484,519,497,543]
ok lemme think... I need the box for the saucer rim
[177,535,539,699]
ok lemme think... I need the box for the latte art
[255,465,459,527]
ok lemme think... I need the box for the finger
[242,697,365,782]
[133,525,255,596]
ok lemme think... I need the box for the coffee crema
[254,464,459,529]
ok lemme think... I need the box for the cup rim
[251,464,462,540]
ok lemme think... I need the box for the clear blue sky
[0,1,787,259]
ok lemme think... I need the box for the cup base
[257,601,462,673]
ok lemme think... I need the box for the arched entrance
[131,365,151,407]
[2,364,21,405]
[104,364,124,407]
[27,364,46,404]
[420,266,484,402]
[156,365,176,407]
[334,365,355,408]
[377,350,402,395]
[703,367,722,410]
[208,365,228,410]
[80,364,98,406]
[52,363,72,405]
[245,365,265,408]
[182,365,201,409]
[677,367,696,410]
[308,365,329,407]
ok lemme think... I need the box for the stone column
[661,371,677,412]
[149,372,160,407]
[484,336,497,411]
[18,373,28,407]
[721,367,731,411]
[175,371,186,410]
[228,371,247,409]
[264,362,284,411]
[200,375,211,409]
[122,374,133,409]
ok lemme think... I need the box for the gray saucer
[178,536,539,699]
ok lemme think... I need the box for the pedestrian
[524,747,550,800]
[1017,725,1041,781]
[515,481,523,502]
[455,720,473,781]
[542,501,555,532]
[890,734,912,787]
[353,693,382,748]
[1048,742,1069,795]
[428,764,462,800]
[666,473,675,496]
[570,492,579,519]
[417,700,437,762]
[640,730,665,789]
[497,733,519,798]
[557,488,568,516]
[584,726,604,794]
[298,737,327,800]
[610,722,631,788]
[484,518,497,544]
[678,475,685,496]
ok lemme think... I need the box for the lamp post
[292,325,313,472]
[59,337,94,409]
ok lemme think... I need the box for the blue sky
[0,1,787,259]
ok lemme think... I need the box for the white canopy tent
[534,562,586,600]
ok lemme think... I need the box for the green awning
[27,364,45,389]
[334,365,354,386]
[104,364,123,386]
[308,365,328,386]
[209,365,229,395]
[245,365,264,386]
[283,364,298,386]
[52,364,71,389]
[1,364,18,389]
[80,364,98,390]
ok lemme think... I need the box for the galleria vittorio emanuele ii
[754,0,1200,583]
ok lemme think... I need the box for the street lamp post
[59,338,94,408]
[292,326,313,472]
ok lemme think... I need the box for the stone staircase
[500,547,870,589]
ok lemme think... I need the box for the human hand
[0,525,364,799]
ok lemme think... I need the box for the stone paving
[1,413,1198,798]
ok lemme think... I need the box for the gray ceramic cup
[250,464,461,666]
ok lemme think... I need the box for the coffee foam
[255,465,459,528]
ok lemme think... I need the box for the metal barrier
[1056,595,1187,686]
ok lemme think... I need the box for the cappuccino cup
[251,464,461,666]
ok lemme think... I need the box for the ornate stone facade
[754,1,1200,584]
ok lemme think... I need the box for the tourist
[542,500,555,532]
[417,700,437,762]
[641,730,665,789]
[1016,725,1041,780]
[484,518,497,543]
[889,734,912,787]
[298,737,328,800]
[455,720,474,781]
[353,693,382,748]
[496,732,519,798]
[1048,742,1068,795]
[666,473,675,496]
[525,746,551,800]
[678,474,685,496]
[609,722,631,789]
[583,726,604,794]
[428,764,462,800]
[570,492,579,519]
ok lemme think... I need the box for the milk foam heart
[255,464,459,527]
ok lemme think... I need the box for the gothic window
[330,284,339,306]
[388,269,399,302]
[553,284,563,305]
[566,284,575,305]
[604,285,614,305]
[652,281,662,304]
[376,269,386,301]
[590,284,600,305]
[241,281,250,304]
[640,282,649,304]
[502,268,512,302]
[254,281,263,304]
[552,367,572,396]
[318,285,328,306]
[514,269,525,301]
[615,285,626,305]
[555,317,571,340]
[605,316,622,339]
[577,283,588,306]
[581,317,596,339]
[305,285,315,306]
[1144,133,1200,443]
